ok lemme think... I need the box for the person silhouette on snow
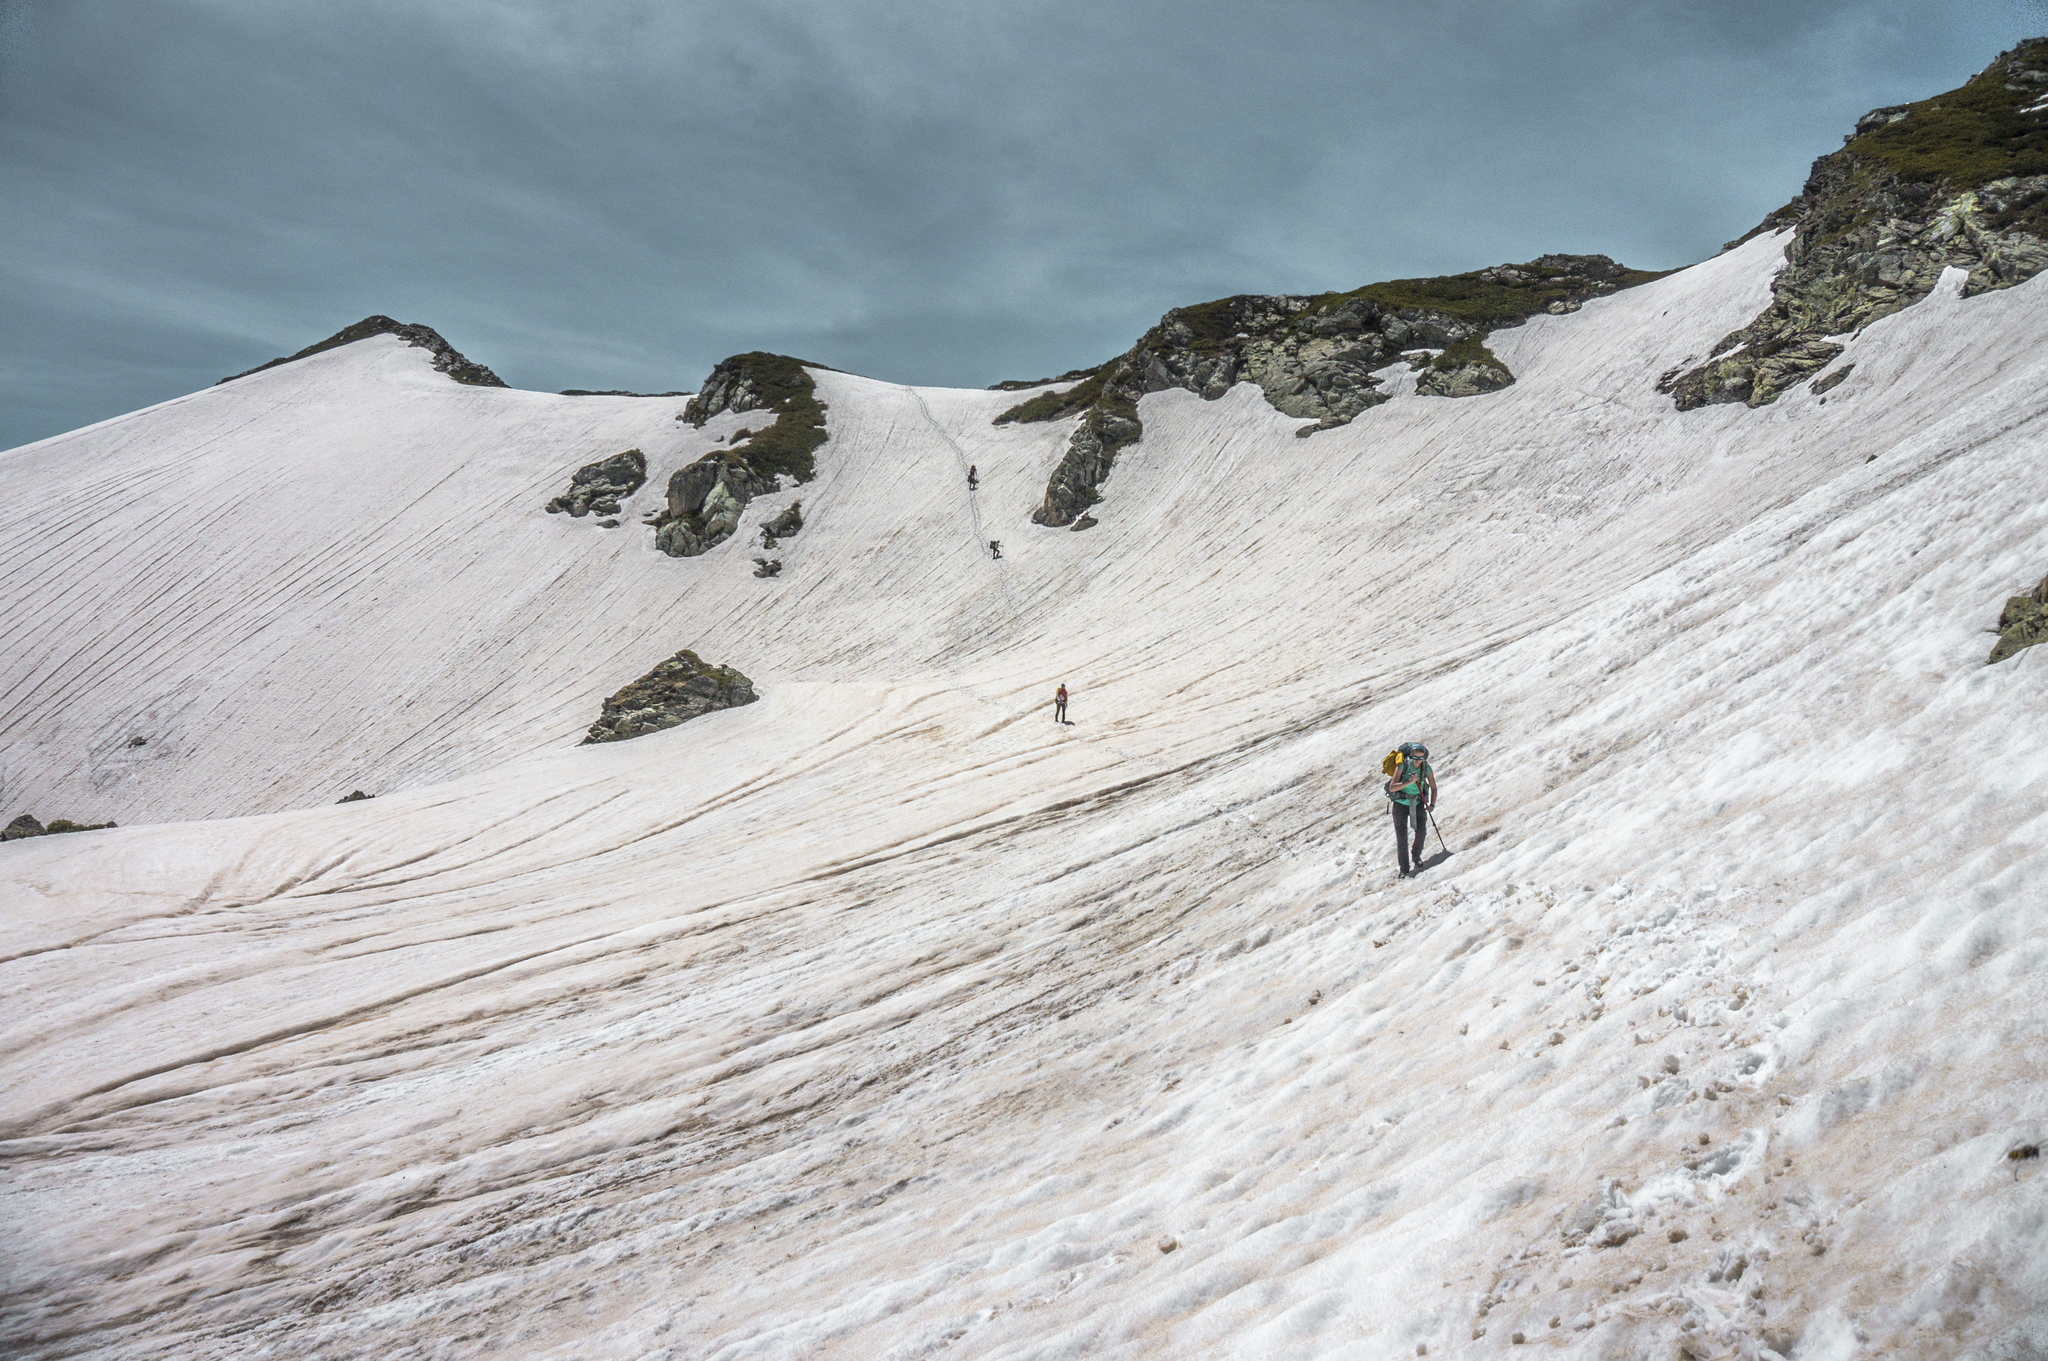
[989,539,1002,559]
[1384,742,1437,878]
[1054,684,1068,723]
[967,465,979,491]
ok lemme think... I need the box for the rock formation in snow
[1017,254,1660,526]
[544,448,646,518]
[1989,571,2048,662]
[1673,38,2048,409]
[2,812,116,839]
[581,648,758,743]
[657,352,829,557]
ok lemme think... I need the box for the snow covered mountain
[4,49,2048,1361]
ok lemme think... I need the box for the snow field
[1,233,2045,1358]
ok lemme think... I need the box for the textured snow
[2,233,2046,1359]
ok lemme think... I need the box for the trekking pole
[1427,805,1450,855]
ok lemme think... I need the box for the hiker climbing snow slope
[1383,742,1436,877]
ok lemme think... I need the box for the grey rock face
[545,449,647,518]
[4,814,45,841]
[683,360,774,424]
[581,649,758,743]
[654,457,774,558]
[1675,40,2048,410]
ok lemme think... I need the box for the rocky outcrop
[4,813,117,840]
[1014,255,1660,526]
[654,457,776,557]
[1674,38,2048,410]
[654,355,831,557]
[761,500,803,547]
[581,650,758,743]
[546,449,647,518]
[1414,337,1516,398]
[219,315,506,387]
[1989,572,2048,664]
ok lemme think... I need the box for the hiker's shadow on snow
[1418,850,1452,873]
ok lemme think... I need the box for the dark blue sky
[2,0,2041,449]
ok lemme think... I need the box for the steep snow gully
[2,234,2046,1360]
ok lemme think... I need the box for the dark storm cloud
[0,0,2039,448]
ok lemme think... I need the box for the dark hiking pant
[1393,801,1426,873]
[1055,700,1067,722]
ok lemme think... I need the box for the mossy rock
[680,352,830,486]
[1676,39,2048,412]
[1415,336,1515,397]
[1990,592,2048,664]
[582,650,758,743]
[3,813,116,840]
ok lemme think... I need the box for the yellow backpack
[1381,749,1404,777]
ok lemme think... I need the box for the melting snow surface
[2,233,2046,1359]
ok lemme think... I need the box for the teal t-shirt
[1389,758,1431,806]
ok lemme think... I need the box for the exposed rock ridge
[219,315,507,387]
[1016,255,1661,527]
[1675,37,2048,410]
[581,649,757,743]
[657,354,829,558]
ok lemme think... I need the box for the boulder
[762,501,804,544]
[3,814,45,841]
[581,650,758,743]
[545,449,647,518]
[1990,591,2048,664]
[655,456,774,558]
[1415,338,1516,398]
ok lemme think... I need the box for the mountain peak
[218,315,506,388]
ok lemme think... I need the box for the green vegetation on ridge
[1843,39,2048,187]
[685,352,830,484]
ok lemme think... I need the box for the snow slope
[2,233,2046,1359]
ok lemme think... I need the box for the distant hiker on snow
[1054,684,1068,723]
[1383,742,1437,878]
[967,465,979,491]
[989,539,1002,559]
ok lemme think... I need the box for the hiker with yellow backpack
[1382,742,1437,878]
